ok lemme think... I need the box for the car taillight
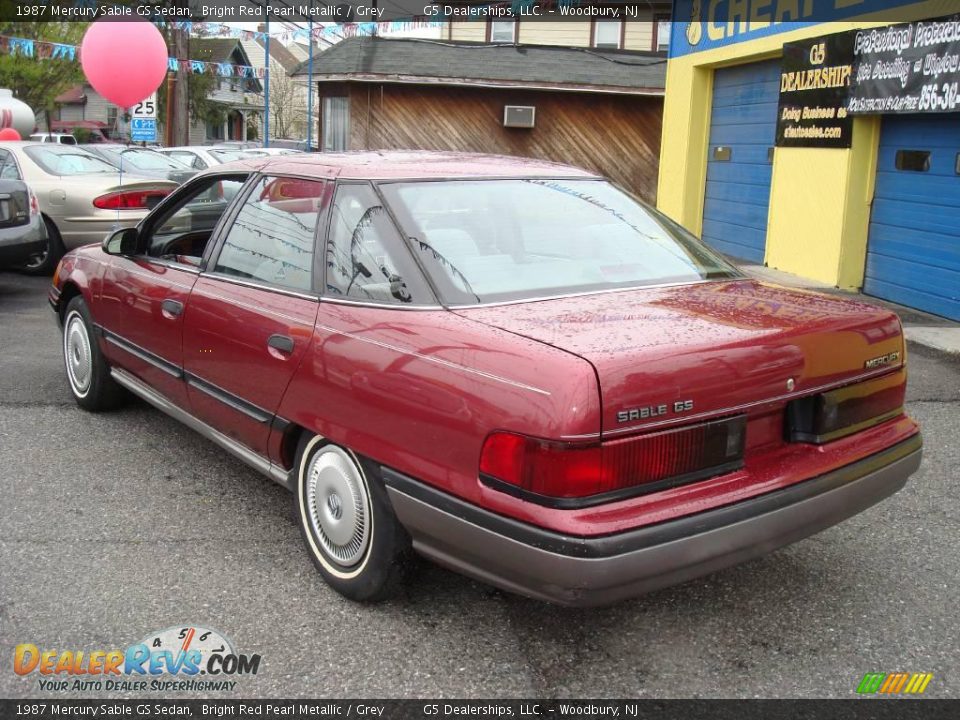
[786,369,906,444]
[479,416,746,507]
[93,189,170,210]
[28,188,39,216]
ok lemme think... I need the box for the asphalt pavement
[1,271,958,699]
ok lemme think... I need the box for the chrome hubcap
[64,314,92,396]
[305,446,371,567]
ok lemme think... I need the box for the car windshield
[209,149,248,163]
[108,149,188,171]
[24,145,116,175]
[379,179,741,305]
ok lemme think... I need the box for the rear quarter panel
[277,303,602,507]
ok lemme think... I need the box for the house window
[322,96,349,152]
[593,20,622,49]
[489,20,517,43]
[207,120,224,141]
[656,15,671,51]
[106,106,118,134]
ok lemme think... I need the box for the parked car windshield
[24,145,116,175]
[380,179,741,305]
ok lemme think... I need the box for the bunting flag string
[0,35,268,79]
[0,17,447,79]
[171,19,445,44]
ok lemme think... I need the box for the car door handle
[161,299,184,319]
[267,334,295,354]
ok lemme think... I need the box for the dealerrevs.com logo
[13,625,261,693]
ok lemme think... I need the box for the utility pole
[264,18,270,148]
[307,17,313,151]
[173,24,189,146]
[164,71,175,147]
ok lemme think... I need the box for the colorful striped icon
[857,672,933,694]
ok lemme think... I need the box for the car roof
[214,150,599,180]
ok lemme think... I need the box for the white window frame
[593,20,623,50]
[656,17,671,52]
[489,20,517,43]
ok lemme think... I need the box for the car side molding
[110,367,292,490]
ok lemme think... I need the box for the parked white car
[29,133,78,145]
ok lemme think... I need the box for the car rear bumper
[382,433,922,606]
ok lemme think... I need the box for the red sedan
[50,152,922,605]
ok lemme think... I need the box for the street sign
[131,93,157,120]
[131,117,157,143]
[130,92,157,142]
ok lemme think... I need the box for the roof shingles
[291,37,665,94]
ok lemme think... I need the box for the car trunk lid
[455,279,905,437]
[0,180,30,228]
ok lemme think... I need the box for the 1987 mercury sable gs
[50,152,922,605]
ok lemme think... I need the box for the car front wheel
[62,296,125,411]
[295,436,414,601]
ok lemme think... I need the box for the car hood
[455,279,904,436]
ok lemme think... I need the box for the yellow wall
[519,22,591,46]
[448,21,486,42]
[656,2,947,289]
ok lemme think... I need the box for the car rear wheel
[21,216,65,276]
[62,296,125,411]
[295,435,413,602]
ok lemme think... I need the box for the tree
[0,22,87,130]
[268,72,308,140]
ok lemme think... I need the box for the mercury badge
[864,351,901,369]
[617,399,694,424]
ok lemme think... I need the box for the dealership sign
[847,15,960,114]
[777,33,855,148]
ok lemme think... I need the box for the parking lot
[1,270,958,699]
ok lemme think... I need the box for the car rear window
[24,145,116,175]
[113,149,189,170]
[209,149,248,163]
[379,179,741,305]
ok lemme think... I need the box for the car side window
[0,149,20,179]
[145,176,247,265]
[325,183,431,304]
[213,175,327,293]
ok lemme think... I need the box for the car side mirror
[102,227,138,256]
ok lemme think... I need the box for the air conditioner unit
[503,105,535,129]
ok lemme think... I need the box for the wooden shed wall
[342,83,663,202]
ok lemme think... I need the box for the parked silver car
[2,142,177,273]
[156,146,251,170]
[82,145,196,184]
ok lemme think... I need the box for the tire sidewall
[297,435,376,581]
[62,295,122,411]
[63,307,93,400]
[21,217,64,276]
[295,435,410,601]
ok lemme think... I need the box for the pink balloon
[0,127,21,141]
[81,20,168,109]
